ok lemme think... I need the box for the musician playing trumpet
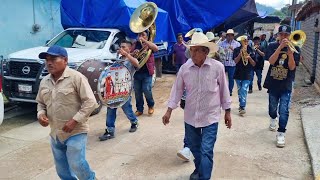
[249,36,266,93]
[233,35,256,115]
[263,25,300,148]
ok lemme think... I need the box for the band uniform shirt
[36,67,98,142]
[167,57,232,128]
[253,46,266,70]
[219,39,241,67]
[233,46,256,80]
[263,42,300,93]
[134,41,155,76]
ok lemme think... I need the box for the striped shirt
[219,39,240,67]
[168,58,232,128]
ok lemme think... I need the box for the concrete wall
[0,0,63,58]
[300,12,320,85]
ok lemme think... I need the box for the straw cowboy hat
[205,32,219,41]
[185,28,203,38]
[187,32,218,54]
[226,29,238,36]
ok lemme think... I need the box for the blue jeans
[235,80,250,108]
[249,69,263,89]
[50,134,95,180]
[106,96,138,132]
[225,66,236,95]
[134,72,155,112]
[185,122,219,180]
[268,90,291,132]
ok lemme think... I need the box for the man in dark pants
[133,31,158,116]
[263,25,300,148]
[249,36,265,93]
[163,32,232,180]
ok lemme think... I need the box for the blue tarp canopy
[60,0,176,43]
[223,0,258,29]
[146,0,258,34]
[61,0,258,44]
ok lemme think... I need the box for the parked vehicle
[3,28,167,115]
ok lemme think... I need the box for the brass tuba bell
[129,2,158,68]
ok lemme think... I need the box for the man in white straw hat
[162,32,232,180]
[206,32,221,60]
[219,29,241,96]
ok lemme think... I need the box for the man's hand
[224,112,232,129]
[118,49,129,57]
[280,38,289,49]
[287,46,294,56]
[38,114,49,127]
[62,119,78,133]
[162,109,172,126]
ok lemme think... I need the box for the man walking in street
[263,25,300,148]
[36,45,97,180]
[99,40,139,141]
[219,29,241,96]
[172,33,188,73]
[162,32,232,180]
[260,34,268,51]
[233,36,256,115]
[249,36,265,93]
[133,31,158,116]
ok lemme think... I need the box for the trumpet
[287,30,306,54]
[253,45,259,51]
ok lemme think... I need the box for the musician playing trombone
[263,25,300,148]
[233,35,256,115]
[249,36,266,93]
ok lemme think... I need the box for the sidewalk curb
[301,105,320,180]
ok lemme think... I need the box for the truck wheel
[90,100,102,116]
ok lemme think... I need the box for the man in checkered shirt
[218,29,241,96]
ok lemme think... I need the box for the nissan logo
[22,66,31,75]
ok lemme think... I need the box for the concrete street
[0,63,314,180]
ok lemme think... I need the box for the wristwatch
[225,108,231,112]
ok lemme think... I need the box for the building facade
[0,0,63,58]
[296,0,320,85]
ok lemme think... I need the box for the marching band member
[132,31,158,116]
[99,40,140,141]
[233,36,256,115]
[249,36,265,93]
[263,25,300,148]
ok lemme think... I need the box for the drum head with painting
[97,62,132,108]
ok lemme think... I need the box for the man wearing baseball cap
[36,45,98,179]
[263,25,300,148]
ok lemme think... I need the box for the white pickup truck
[2,28,166,115]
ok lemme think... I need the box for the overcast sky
[255,0,301,10]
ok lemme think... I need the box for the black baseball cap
[278,25,291,34]
[39,45,68,59]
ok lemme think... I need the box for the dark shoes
[248,89,253,94]
[239,107,246,115]
[190,170,199,180]
[129,123,138,133]
[180,99,185,109]
[99,130,115,141]
[258,84,262,91]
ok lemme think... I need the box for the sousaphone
[129,2,158,68]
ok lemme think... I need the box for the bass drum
[97,62,133,108]
[77,59,111,115]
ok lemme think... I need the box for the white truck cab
[3,28,164,114]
